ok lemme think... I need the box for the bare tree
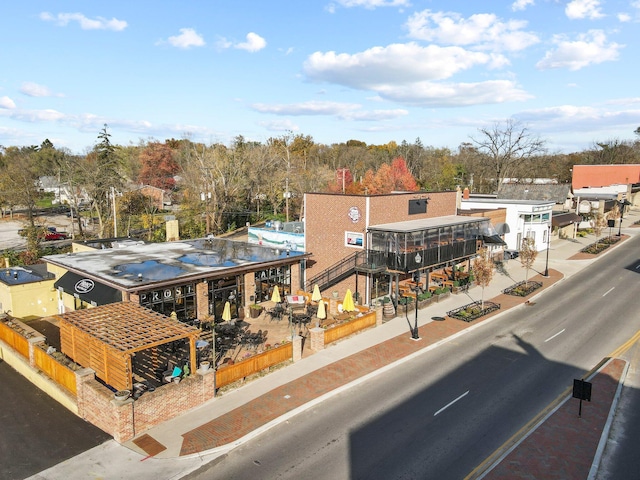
[473,247,494,309]
[592,212,607,249]
[471,119,546,192]
[519,237,538,287]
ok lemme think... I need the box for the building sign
[74,278,95,294]
[348,206,361,223]
[346,232,364,248]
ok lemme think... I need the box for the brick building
[303,191,497,306]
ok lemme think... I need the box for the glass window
[254,266,291,303]
[139,283,197,322]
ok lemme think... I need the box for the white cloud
[303,42,529,107]
[511,0,535,11]
[20,82,63,98]
[376,80,532,107]
[617,13,631,22]
[251,100,408,120]
[536,30,622,70]
[39,12,127,31]
[235,32,267,52]
[329,0,411,9]
[405,10,539,52]
[0,96,16,109]
[304,42,501,87]
[166,28,206,49]
[565,0,605,20]
[515,104,640,136]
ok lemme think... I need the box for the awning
[552,212,582,228]
[54,272,122,306]
[482,234,507,246]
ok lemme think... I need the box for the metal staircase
[305,251,388,292]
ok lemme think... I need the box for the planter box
[435,292,450,303]
[418,298,432,309]
[248,306,263,318]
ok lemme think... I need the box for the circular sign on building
[348,206,361,223]
[74,278,95,294]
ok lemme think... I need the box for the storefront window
[254,266,290,302]
[207,276,243,322]
[139,283,197,322]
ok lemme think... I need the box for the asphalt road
[187,236,640,480]
[0,360,112,480]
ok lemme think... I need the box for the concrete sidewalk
[28,213,639,480]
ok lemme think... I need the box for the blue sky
[1,0,639,154]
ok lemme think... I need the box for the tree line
[2,121,639,247]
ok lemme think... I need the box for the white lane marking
[434,390,469,416]
[545,328,566,343]
[636,264,640,270]
[603,287,615,297]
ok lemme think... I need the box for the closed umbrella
[343,289,355,312]
[271,285,282,304]
[222,301,232,322]
[311,284,322,303]
[317,299,326,320]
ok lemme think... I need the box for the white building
[459,197,554,252]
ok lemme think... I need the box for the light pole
[543,224,551,277]
[617,200,625,237]
[411,284,421,340]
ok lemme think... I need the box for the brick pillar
[309,327,325,351]
[243,272,255,305]
[291,334,303,362]
[27,336,46,367]
[110,398,135,443]
[197,368,216,400]
[290,262,302,293]
[196,280,209,320]
[375,306,383,326]
[75,368,95,419]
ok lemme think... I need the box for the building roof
[462,197,554,207]
[56,302,199,355]
[43,237,310,292]
[0,265,55,286]
[497,183,572,203]
[572,164,640,189]
[368,215,487,233]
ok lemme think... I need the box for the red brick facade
[304,191,457,297]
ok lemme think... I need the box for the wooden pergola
[56,302,200,391]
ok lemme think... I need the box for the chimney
[463,187,470,199]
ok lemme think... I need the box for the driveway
[0,360,112,479]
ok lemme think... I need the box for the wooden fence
[33,345,78,396]
[324,311,377,345]
[0,321,29,358]
[216,342,293,388]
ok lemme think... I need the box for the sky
[1,0,639,155]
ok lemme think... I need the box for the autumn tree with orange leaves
[328,157,419,194]
[138,142,179,190]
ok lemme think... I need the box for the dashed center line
[434,391,469,416]
[603,287,615,297]
[545,328,566,343]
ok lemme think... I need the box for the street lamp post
[617,200,625,237]
[411,284,420,340]
[543,224,551,277]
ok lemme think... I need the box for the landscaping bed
[447,301,500,322]
[580,235,621,255]
[503,280,542,297]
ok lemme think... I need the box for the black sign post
[573,379,592,417]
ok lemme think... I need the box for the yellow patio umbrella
[342,289,355,312]
[316,300,326,320]
[271,285,282,303]
[222,301,232,322]
[311,284,322,303]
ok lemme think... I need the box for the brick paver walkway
[179,269,563,456]
[483,358,625,480]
